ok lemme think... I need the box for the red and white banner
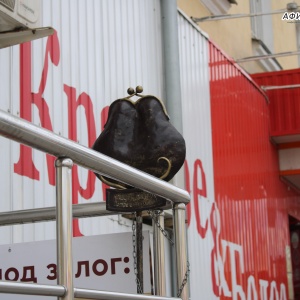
[0,231,151,299]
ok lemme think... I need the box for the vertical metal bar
[136,211,144,293]
[160,0,183,135]
[173,203,189,300]
[153,211,166,296]
[55,158,74,300]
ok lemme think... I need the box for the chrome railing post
[153,211,166,296]
[173,203,189,300]
[55,158,74,300]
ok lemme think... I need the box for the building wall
[178,0,252,64]
[252,69,300,138]
[177,0,299,74]
[0,0,164,244]
[1,1,300,299]
[178,9,300,299]
[209,40,300,299]
[272,1,299,70]
[178,11,216,299]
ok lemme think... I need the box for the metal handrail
[0,109,190,204]
[0,281,183,299]
[0,202,126,226]
[0,281,65,296]
[0,109,190,300]
[0,203,173,226]
[73,288,182,299]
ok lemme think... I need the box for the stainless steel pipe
[0,281,182,299]
[56,158,74,300]
[153,211,166,296]
[74,288,182,299]
[0,109,190,204]
[0,202,128,226]
[0,281,66,296]
[173,203,189,300]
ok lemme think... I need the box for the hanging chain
[148,210,190,297]
[147,210,174,245]
[177,261,190,298]
[132,214,143,294]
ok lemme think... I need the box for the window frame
[201,0,231,15]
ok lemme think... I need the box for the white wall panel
[178,11,216,300]
[0,0,163,244]
[0,3,216,298]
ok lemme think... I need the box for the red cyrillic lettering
[20,266,37,283]
[279,283,287,300]
[259,279,268,300]
[64,85,97,237]
[47,263,57,280]
[210,202,220,296]
[210,202,219,296]
[111,257,122,275]
[5,267,19,281]
[184,160,191,226]
[233,285,246,300]
[75,261,90,278]
[269,281,279,300]
[101,106,109,132]
[193,159,208,238]
[227,242,245,300]
[64,86,96,199]
[14,42,39,180]
[92,259,108,276]
[0,269,2,280]
[100,106,109,200]
[210,204,231,297]
[14,32,60,185]
[247,275,258,300]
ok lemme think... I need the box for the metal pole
[160,0,186,191]
[153,211,166,296]
[261,83,300,91]
[160,0,183,135]
[74,288,182,300]
[55,158,74,300]
[173,203,189,300]
[0,281,65,296]
[136,211,144,293]
[192,9,286,22]
[0,109,190,205]
[0,202,131,226]
[236,50,300,63]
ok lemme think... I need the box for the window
[296,24,300,66]
[250,0,263,40]
[249,0,280,71]
[201,0,235,15]
[250,0,273,52]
